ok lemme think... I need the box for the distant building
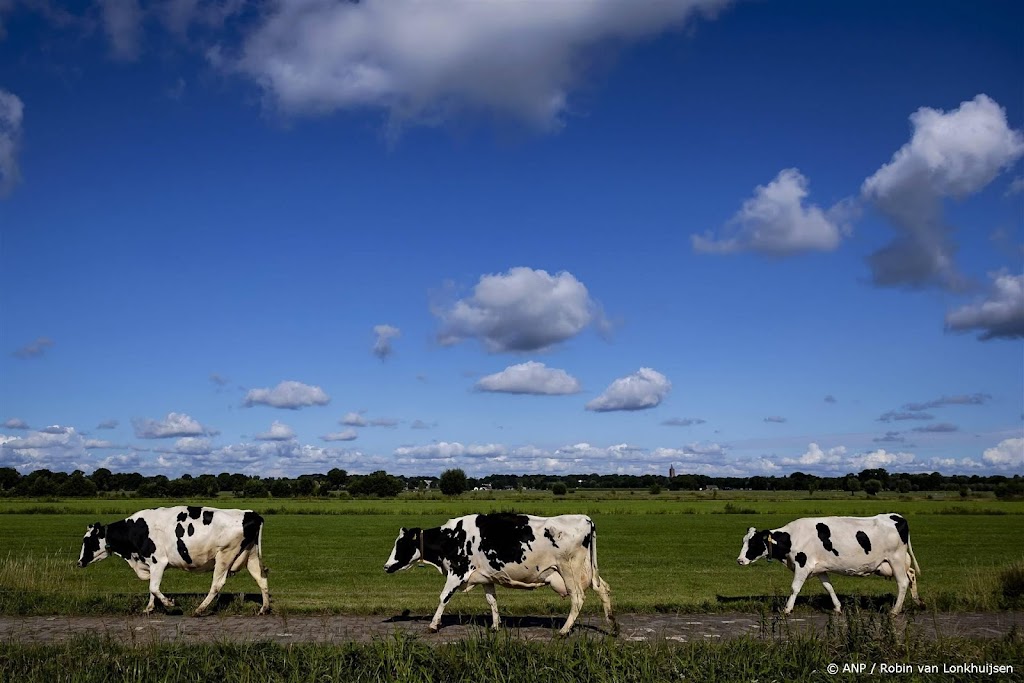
[669,465,676,479]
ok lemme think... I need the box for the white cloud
[763,415,787,424]
[13,336,53,359]
[945,271,1024,340]
[0,88,23,197]
[780,443,847,467]
[586,368,671,412]
[98,0,143,60]
[162,437,214,455]
[132,412,216,439]
[395,441,507,461]
[692,169,849,255]
[255,421,296,441]
[475,361,581,395]
[982,437,1024,469]
[435,267,604,352]
[862,94,1024,290]
[96,419,119,430]
[243,380,331,409]
[847,448,916,471]
[3,418,29,430]
[227,0,731,132]
[341,411,367,427]
[321,429,358,442]
[661,417,706,427]
[372,324,400,360]
[369,417,400,428]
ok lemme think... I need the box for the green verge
[1,611,1022,683]
[0,494,1022,616]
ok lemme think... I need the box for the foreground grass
[2,611,1022,683]
[0,494,1022,617]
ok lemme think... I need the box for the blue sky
[1,0,1022,479]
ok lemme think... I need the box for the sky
[0,0,1022,480]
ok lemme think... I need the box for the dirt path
[2,612,1021,645]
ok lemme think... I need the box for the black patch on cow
[890,515,909,544]
[387,528,421,572]
[176,511,188,522]
[816,523,840,556]
[769,531,792,561]
[80,526,103,566]
[795,552,807,568]
[202,510,214,525]
[582,521,595,549]
[187,506,203,520]
[241,511,263,552]
[174,522,193,563]
[745,532,767,561]
[441,520,471,577]
[187,523,195,537]
[103,518,158,563]
[856,530,872,554]
[475,513,534,571]
[544,528,559,548]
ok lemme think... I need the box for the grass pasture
[0,492,1022,617]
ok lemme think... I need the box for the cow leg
[594,577,617,635]
[558,575,586,635]
[818,573,842,613]
[483,584,500,630]
[144,561,175,613]
[194,552,232,616]
[428,576,465,633]
[246,551,271,615]
[783,570,809,615]
[908,567,923,606]
[891,564,910,615]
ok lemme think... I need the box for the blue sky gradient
[1,0,1021,478]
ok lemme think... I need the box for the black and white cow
[737,513,922,615]
[384,513,616,635]
[78,506,270,615]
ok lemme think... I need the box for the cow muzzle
[737,558,749,566]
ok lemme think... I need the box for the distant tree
[844,476,862,496]
[649,484,662,495]
[552,482,568,496]
[89,468,112,492]
[242,478,269,498]
[896,478,912,494]
[349,471,405,498]
[295,477,316,497]
[863,479,883,496]
[959,485,971,498]
[59,472,98,497]
[269,479,293,498]
[439,468,468,496]
[0,467,20,491]
[326,468,348,489]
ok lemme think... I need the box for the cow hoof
[193,610,208,617]
[259,608,271,616]
[427,626,439,634]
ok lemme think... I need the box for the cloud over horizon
[475,361,582,395]
[945,272,1024,341]
[243,380,331,410]
[585,367,671,412]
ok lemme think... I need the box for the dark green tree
[439,468,468,496]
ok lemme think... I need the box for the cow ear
[400,527,407,533]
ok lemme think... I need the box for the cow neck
[104,520,135,558]
[419,527,443,567]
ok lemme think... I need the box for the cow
[78,506,270,616]
[736,513,922,615]
[384,512,616,635]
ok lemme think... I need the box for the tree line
[0,466,1020,499]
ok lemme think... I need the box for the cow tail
[907,536,920,575]
[589,519,602,589]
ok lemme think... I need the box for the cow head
[737,526,771,565]
[384,527,422,573]
[78,522,109,568]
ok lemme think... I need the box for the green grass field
[1,492,1021,617]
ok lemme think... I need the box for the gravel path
[2,612,1021,646]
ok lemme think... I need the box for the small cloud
[3,418,29,430]
[1005,176,1024,197]
[321,429,358,442]
[372,324,401,360]
[873,431,906,443]
[369,417,400,428]
[340,412,366,427]
[585,368,671,413]
[945,271,1024,341]
[210,373,230,386]
[902,393,991,411]
[244,380,331,409]
[911,422,959,433]
[13,337,53,359]
[256,421,296,441]
[475,361,581,395]
[133,412,217,439]
[435,267,605,352]
[824,395,837,404]
[410,419,436,430]
[0,88,24,197]
[661,417,706,427]
[692,169,850,256]
[763,416,787,424]
[878,410,934,423]
[982,437,1023,468]
[97,419,119,430]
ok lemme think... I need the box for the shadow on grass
[716,593,908,613]
[384,611,612,635]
